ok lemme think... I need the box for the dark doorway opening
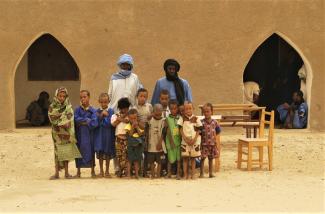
[243,33,304,115]
[15,33,81,128]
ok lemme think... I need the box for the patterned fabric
[201,145,219,159]
[201,119,221,146]
[147,117,165,153]
[48,87,81,168]
[115,137,128,174]
[165,115,181,163]
[178,115,202,158]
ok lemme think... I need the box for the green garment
[48,87,81,168]
[165,115,181,163]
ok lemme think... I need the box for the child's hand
[102,110,108,117]
[63,122,71,129]
[156,143,162,151]
[170,141,176,149]
[190,116,197,123]
[132,121,138,128]
[147,114,153,121]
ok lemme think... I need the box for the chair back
[258,109,275,144]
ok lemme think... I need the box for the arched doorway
[14,33,81,127]
[243,33,312,127]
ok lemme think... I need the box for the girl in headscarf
[108,54,143,112]
[151,59,192,105]
[48,87,81,180]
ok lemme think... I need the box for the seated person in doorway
[26,91,50,126]
[277,90,308,129]
[243,81,260,119]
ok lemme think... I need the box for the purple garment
[94,108,116,158]
[74,106,98,168]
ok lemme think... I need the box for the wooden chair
[237,109,274,171]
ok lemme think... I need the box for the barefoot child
[48,87,81,179]
[94,93,116,178]
[165,100,182,179]
[178,102,202,179]
[200,103,221,178]
[111,98,131,177]
[147,104,165,178]
[125,109,145,178]
[133,88,153,177]
[74,90,98,178]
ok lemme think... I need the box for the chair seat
[239,137,268,142]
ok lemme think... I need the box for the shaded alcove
[15,33,81,127]
[243,33,310,126]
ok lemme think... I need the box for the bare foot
[199,174,204,178]
[91,172,97,178]
[104,172,112,178]
[98,172,104,178]
[209,174,215,178]
[73,173,81,178]
[65,174,73,179]
[49,174,59,180]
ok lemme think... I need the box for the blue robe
[151,77,193,105]
[74,106,98,168]
[94,108,116,159]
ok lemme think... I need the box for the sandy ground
[0,127,324,213]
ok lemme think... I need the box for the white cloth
[177,115,202,146]
[108,73,142,112]
[133,103,153,124]
[243,81,260,105]
[147,117,165,153]
[111,114,128,136]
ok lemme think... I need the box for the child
[159,89,170,118]
[165,100,182,179]
[125,109,145,179]
[200,103,221,178]
[147,104,165,179]
[74,90,98,178]
[94,93,116,178]
[134,88,153,177]
[178,102,202,179]
[48,87,81,179]
[111,97,131,177]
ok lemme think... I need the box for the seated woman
[26,91,50,126]
[277,90,308,129]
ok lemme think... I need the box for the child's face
[80,92,90,107]
[169,104,178,116]
[178,105,184,116]
[128,113,138,123]
[137,91,148,106]
[203,106,212,119]
[120,108,129,116]
[184,104,193,117]
[153,109,162,119]
[99,97,109,109]
[57,91,66,104]
[159,94,169,107]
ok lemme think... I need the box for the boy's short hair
[98,92,109,100]
[80,90,90,97]
[128,108,138,115]
[136,88,148,97]
[153,103,163,112]
[203,103,213,113]
[160,89,169,97]
[117,97,131,109]
[169,99,178,108]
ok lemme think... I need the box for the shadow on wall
[14,34,81,127]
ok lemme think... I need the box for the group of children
[49,87,221,180]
